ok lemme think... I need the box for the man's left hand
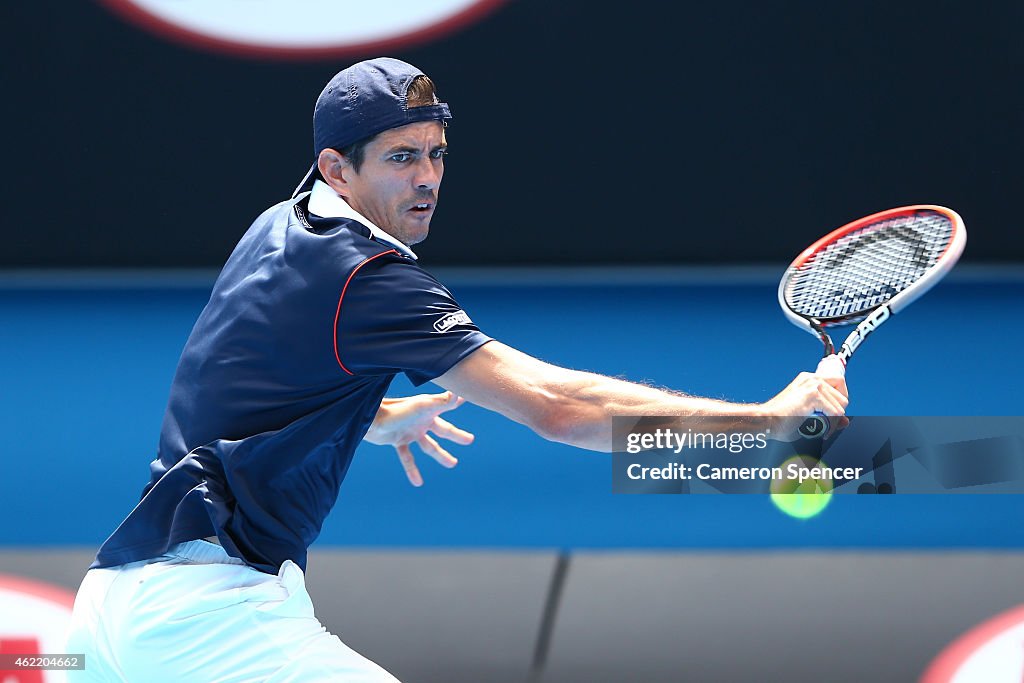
[363,391,474,486]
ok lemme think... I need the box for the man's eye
[390,153,412,163]
[430,149,448,159]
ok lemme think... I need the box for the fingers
[396,435,460,488]
[430,416,475,445]
[815,356,849,399]
[396,444,423,487]
[428,391,465,413]
[826,375,849,399]
[417,433,458,469]
[815,381,848,417]
[801,367,850,416]
[768,371,850,420]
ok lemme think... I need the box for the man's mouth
[409,202,434,214]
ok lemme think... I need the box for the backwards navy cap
[292,57,453,198]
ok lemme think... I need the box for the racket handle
[797,355,847,438]
[799,413,829,438]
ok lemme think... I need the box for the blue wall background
[2,274,1020,551]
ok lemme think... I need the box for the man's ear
[318,148,352,196]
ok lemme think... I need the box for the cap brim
[292,162,318,199]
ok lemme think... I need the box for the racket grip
[797,355,847,438]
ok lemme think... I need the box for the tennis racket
[778,205,967,437]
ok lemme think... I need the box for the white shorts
[65,540,400,682]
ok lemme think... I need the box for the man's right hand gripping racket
[778,205,967,437]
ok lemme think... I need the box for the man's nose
[413,157,441,190]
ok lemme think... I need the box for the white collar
[307,180,418,260]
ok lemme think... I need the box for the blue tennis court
[1,271,1020,550]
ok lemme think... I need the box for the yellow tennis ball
[770,455,833,519]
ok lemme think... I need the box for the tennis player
[66,57,848,681]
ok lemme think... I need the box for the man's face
[341,120,447,246]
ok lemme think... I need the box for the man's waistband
[165,539,245,566]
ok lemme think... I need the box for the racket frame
[778,204,966,363]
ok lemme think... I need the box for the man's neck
[307,180,417,259]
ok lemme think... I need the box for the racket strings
[785,212,953,321]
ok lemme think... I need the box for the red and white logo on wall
[922,603,1024,682]
[0,574,76,683]
[97,0,506,60]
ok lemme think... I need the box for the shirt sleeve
[335,256,492,386]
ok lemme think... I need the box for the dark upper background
[2,1,1021,268]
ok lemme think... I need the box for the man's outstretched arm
[434,341,848,452]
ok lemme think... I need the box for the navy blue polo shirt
[92,192,491,574]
